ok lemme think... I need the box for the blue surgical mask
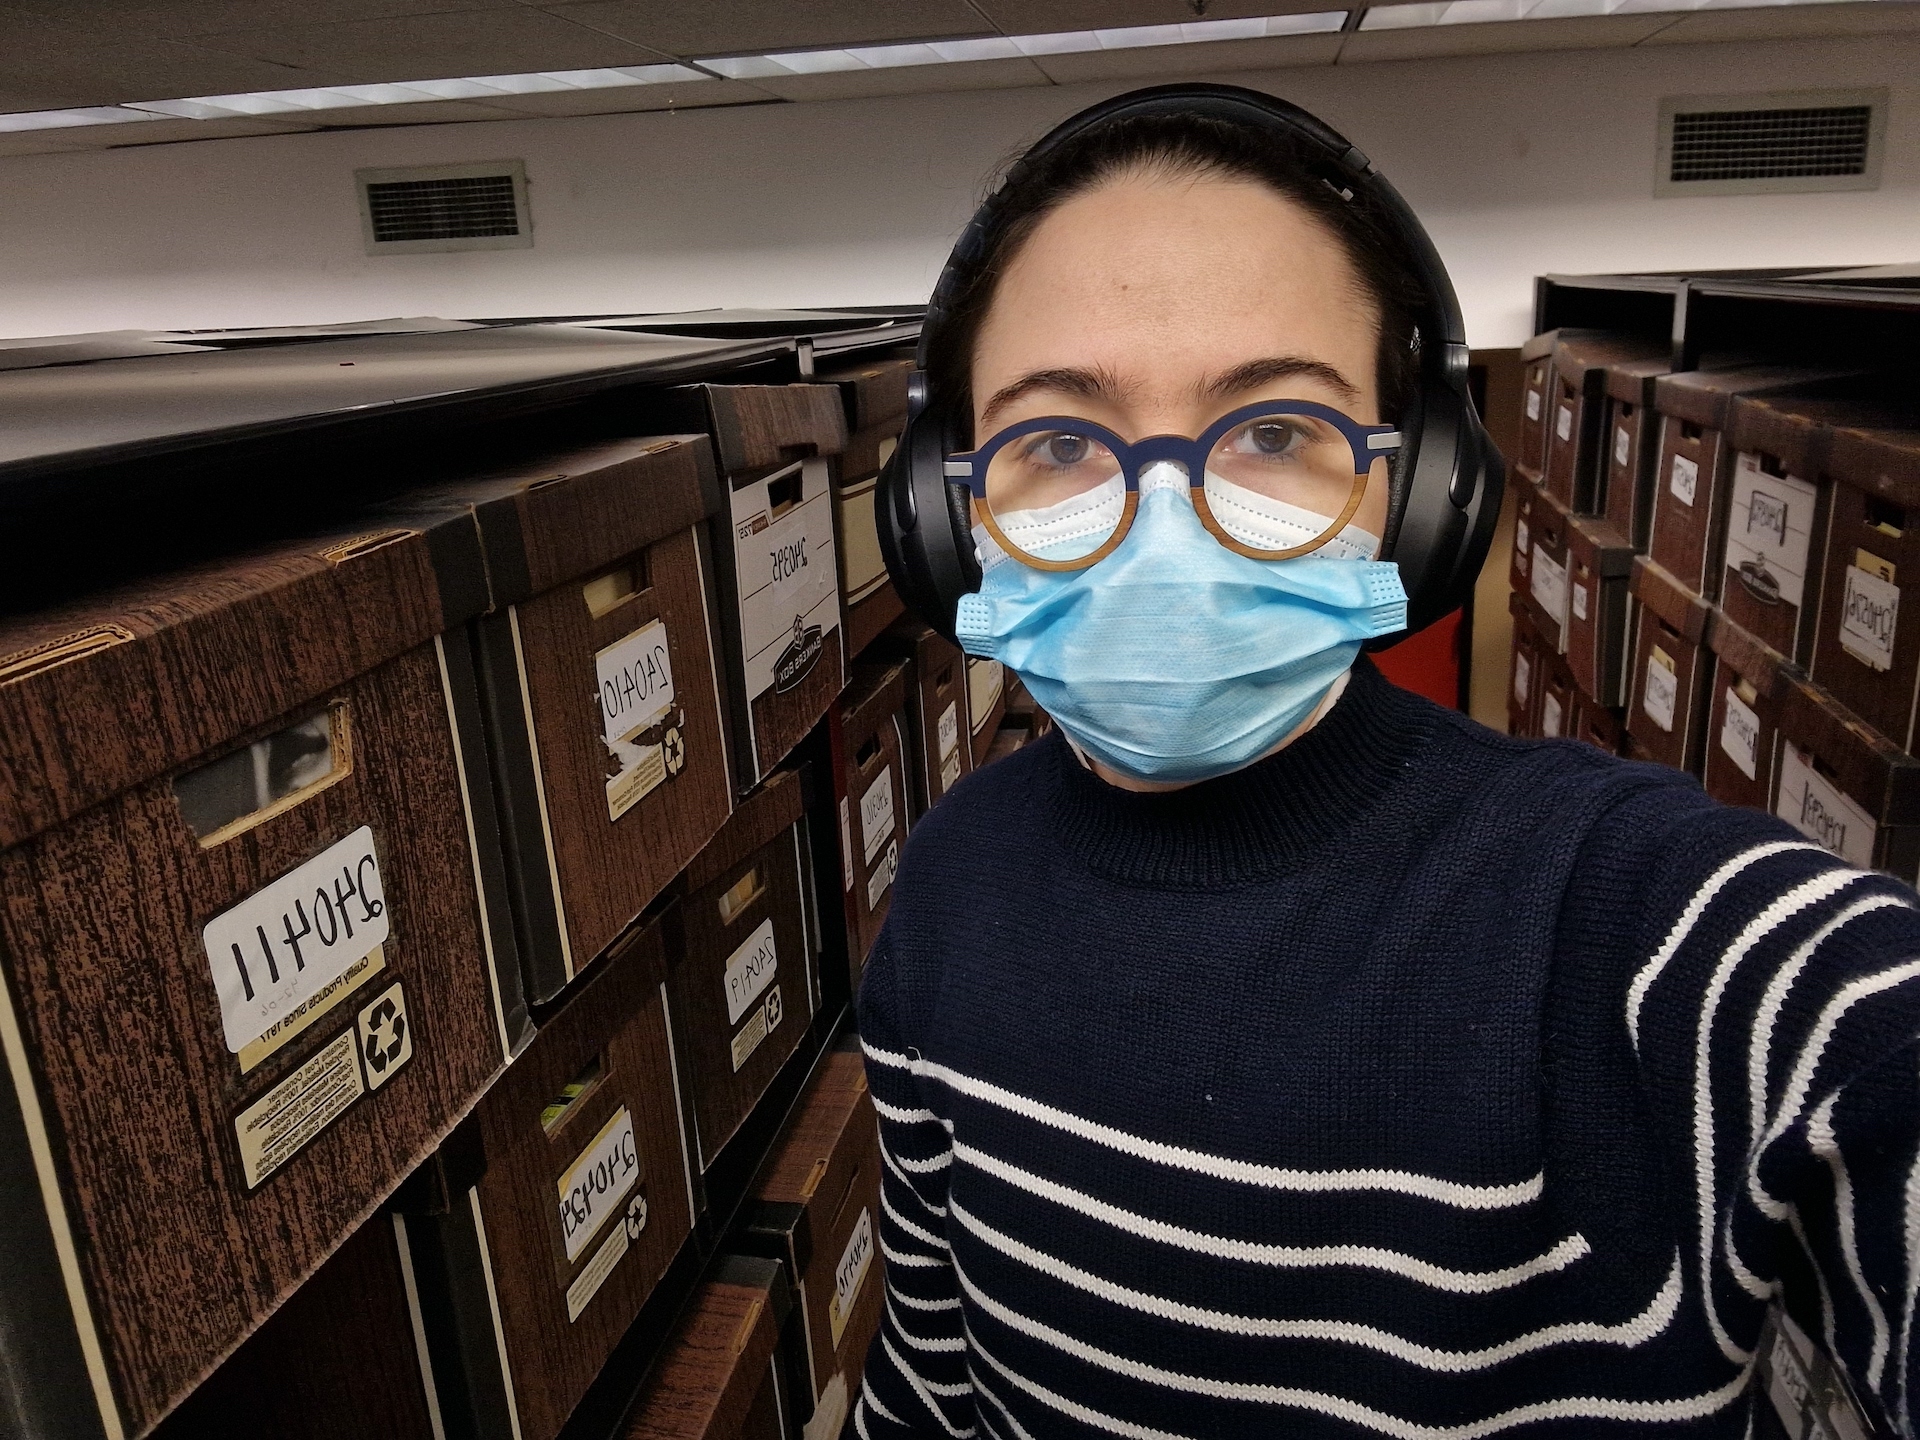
[953,467,1407,783]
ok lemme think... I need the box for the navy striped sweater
[850,659,1920,1438]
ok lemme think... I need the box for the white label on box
[1720,688,1761,781]
[558,1105,642,1263]
[1643,647,1678,733]
[1526,388,1542,422]
[723,917,779,1026]
[1777,743,1875,868]
[836,479,889,601]
[733,458,842,703]
[233,1028,365,1189]
[967,658,1004,735]
[860,769,896,866]
[939,750,963,795]
[937,700,960,760]
[1513,650,1532,706]
[1726,452,1817,611]
[828,1207,875,1348]
[1839,562,1899,672]
[566,1217,630,1323]
[1542,691,1564,738]
[838,795,854,894]
[1555,404,1573,443]
[1516,519,1530,557]
[596,619,675,746]
[204,826,390,1058]
[1614,425,1631,469]
[730,985,784,1072]
[1670,453,1699,508]
[867,837,899,914]
[1572,582,1590,623]
[1530,548,1570,637]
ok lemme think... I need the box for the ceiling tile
[0,130,98,156]
[1637,0,1920,45]
[303,97,537,125]
[0,0,514,40]
[738,55,1053,103]
[538,0,991,59]
[1031,29,1344,80]
[189,6,673,84]
[1338,11,1668,61]
[974,0,1346,29]
[477,75,778,115]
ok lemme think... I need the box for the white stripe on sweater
[1689,868,1866,1362]
[959,1285,1753,1440]
[888,1296,969,1353]
[882,1331,976,1437]
[1626,841,1825,1053]
[950,1194,1680,1370]
[954,1140,1588,1292]
[864,1041,1540,1210]
[881,1133,949,1215]
[1808,1091,1892,1390]
[885,1184,951,1252]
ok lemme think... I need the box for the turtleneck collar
[1040,658,1436,888]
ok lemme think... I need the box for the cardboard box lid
[0,514,480,850]
[1630,555,1713,643]
[681,767,804,894]
[1707,609,1801,698]
[752,1047,873,1212]
[1604,355,1673,407]
[1566,512,1635,577]
[1523,328,1595,364]
[1653,366,1865,431]
[623,1257,789,1440]
[1824,413,1920,509]
[1529,481,1571,541]
[379,434,718,606]
[1777,671,1920,823]
[660,384,848,477]
[1723,390,1904,481]
[1551,334,1667,390]
[813,356,914,434]
[842,659,910,745]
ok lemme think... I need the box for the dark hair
[925,109,1426,441]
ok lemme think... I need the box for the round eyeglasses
[942,400,1401,571]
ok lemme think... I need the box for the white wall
[1,33,1915,348]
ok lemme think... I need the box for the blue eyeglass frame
[940,398,1402,571]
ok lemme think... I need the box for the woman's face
[970,169,1392,549]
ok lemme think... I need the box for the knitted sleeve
[848,933,976,1439]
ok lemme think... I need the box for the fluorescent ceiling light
[0,106,163,133]
[699,12,1347,77]
[1362,0,1873,27]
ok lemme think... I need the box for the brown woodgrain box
[1509,478,1538,598]
[1702,611,1800,815]
[386,436,736,1005]
[636,384,850,791]
[151,1206,440,1440]
[1508,593,1545,739]
[1521,483,1573,656]
[1573,693,1624,755]
[1772,671,1920,881]
[1564,511,1636,707]
[0,520,522,1439]
[881,618,974,819]
[832,662,911,988]
[740,1045,884,1439]
[1646,366,1857,599]
[1626,555,1716,773]
[967,656,1008,767]
[1601,354,1673,546]
[1541,663,1576,741]
[818,356,913,658]
[1805,411,1920,749]
[1517,330,1559,478]
[416,915,696,1440]
[665,770,820,1174]
[622,1255,794,1440]
[1545,334,1666,513]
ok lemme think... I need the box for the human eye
[1018,430,1099,471]
[1229,419,1312,463]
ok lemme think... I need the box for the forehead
[974,171,1377,400]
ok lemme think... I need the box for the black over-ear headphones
[878,82,1505,646]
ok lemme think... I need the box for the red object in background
[1373,608,1462,709]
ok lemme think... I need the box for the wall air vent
[354,160,532,255]
[1656,90,1886,197]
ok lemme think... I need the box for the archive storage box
[151,1207,439,1440]
[622,1256,794,1440]
[1601,354,1673,546]
[641,384,850,791]
[419,914,695,1440]
[1541,664,1576,741]
[1806,413,1920,749]
[1564,512,1636,707]
[1509,479,1538,596]
[741,1045,884,1440]
[394,436,736,1004]
[0,520,522,1438]
[831,662,911,989]
[665,769,820,1175]
[1544,334,1666,513]
[1626,556,1716,773]
[1517,330,1559,480]
[1508,594,1544,738]
[1522,483,1573,656]
[1702,611,1798,814]
[883,618,974,818]
[968,657,1008,767]
[818,356,913,657]
[1574,694,1624,755]
[1773,672,1920,881]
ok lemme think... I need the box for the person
[849,84,1920,1438]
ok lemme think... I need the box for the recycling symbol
[626,1192,649,1240]
[764,985,784,1032]
[355,982,413,1091]
[663,723,686,777]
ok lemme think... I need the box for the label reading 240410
[203,827,389,1061]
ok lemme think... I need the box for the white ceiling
[0,0,1914,154]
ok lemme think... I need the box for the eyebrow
[978,364,1133,430]
[1201,355,1361,406]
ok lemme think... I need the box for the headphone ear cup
[877,408,981,644]
[1374,378,1500,642]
